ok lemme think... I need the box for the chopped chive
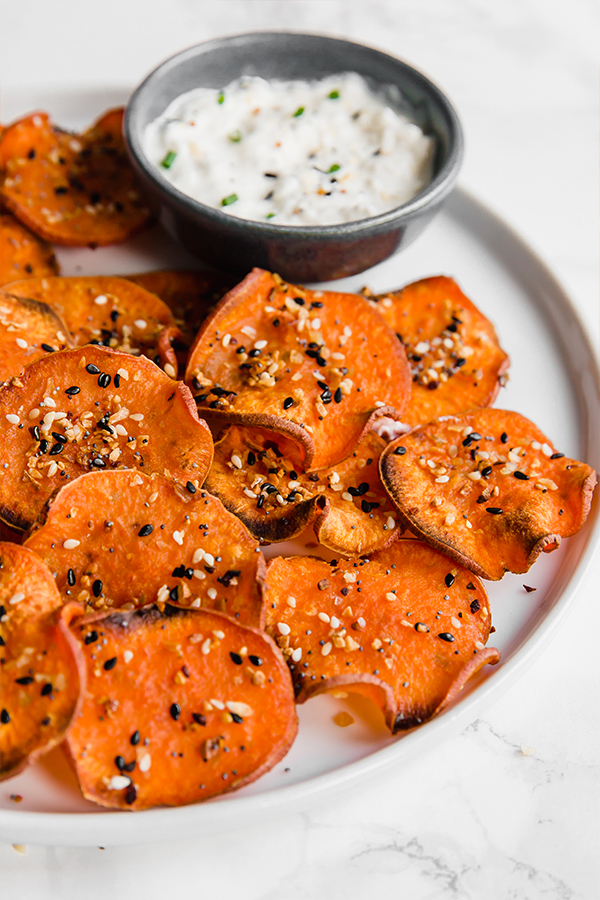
[328,90,340,99]
[266,212,276,219]
[221,193,238,207]
[160,151,176,169]
[229,130,242,143]
[327,163,340,173]
[293,106,305,117]
[217,90,225,104]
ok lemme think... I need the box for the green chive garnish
[229,130,242,143]
[217,90,225,104]
[160,151,177,169]
[266,212,276,219]
[327,164,340,173]
[293,106,305,118]
[328,90,340,99]
[221,194,238,207]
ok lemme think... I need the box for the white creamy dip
[144,73,434,226]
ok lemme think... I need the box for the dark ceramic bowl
[124,32,463,283]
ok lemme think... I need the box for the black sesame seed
[138,524,153,537]
[98,373,111,388]
[67,568,76,586]
[186,481,197,494]
[293,297,305,306]
[86,364,100,375]
[41,343,55,353]
[114,374,121,388]
[84,630,98,645]
[394,446,407,455]
[231,713,244,724]
[1,709,10,724]
[130,730,140,745]
[170,703,181,721]
[481,466,493,477]
[248,655,263,666]
[514,471,529,480]
[334,387,343,403]
[361,500,372,513]
[551,452,564,460]
[91,457,106,468]
[123,760,136,773]
[500,432,508,443]
[444,573,455,588]
[283,397,294,410]
[438,633,455,642]
[49,443,64,456]
[103,657,117,670]
[41,682,53,696]
[115,755,126,770]
[229,652,243,665]
[124,784,137,805]
[247,452,256,466]
[486,507,503,515]
[65,386,80,396]
[92,579,103,597]
[15,676,34,685]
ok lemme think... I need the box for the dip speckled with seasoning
[144,73,435,226]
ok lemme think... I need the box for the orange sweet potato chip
[206,425,400,556]
[66,604,297,809]
[126,270,236,346]
[0,108,151,246]
[0,290,71,382]
[0,212,59,283]
[367,276,510,426]
[26,469,265,626]
[265,542,500,732]
[0,345,213,531]
[185,269,411,470]
[0,543,84,780]
[379,408,597,580]
[4,276,182,377]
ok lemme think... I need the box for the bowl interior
[128,32,459,202]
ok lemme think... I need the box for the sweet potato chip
[126,270,236,345]
[0,212,59,283]
[206,425,400,555]
[379,408,597,580]
[66,604,297,809]
[367,276,510,426]
[0,290,71,382]
[26,469,265,626]
[185,268,411,469]
[265,542,500,732]
[4,276,181,377]
[0,109,151,246]
[0,543,84,780]
[0,345,213,531]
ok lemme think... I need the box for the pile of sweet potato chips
[0,107,595,810]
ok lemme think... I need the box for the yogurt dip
[144,73,435,227]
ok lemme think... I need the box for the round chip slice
[379,408,597,580]
[0,109,151,246]
[26,470,265,626]
[265,543,500,732]
[4,276,182,377]
[0,542,84,780]
[0,345,213,531]
[185,268,411,470]
[207,425,400,556]
[67,604,297,809]
[0,290,71,382]
[0,212,59,283]
[369,276,510,426]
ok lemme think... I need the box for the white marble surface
[1,1,598,897]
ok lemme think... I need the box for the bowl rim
[124,30,464,237]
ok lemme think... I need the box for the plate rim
[1,184,598,847]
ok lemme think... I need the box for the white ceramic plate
[1,90,598,847]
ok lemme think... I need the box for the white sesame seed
[115,423,127,436]
[443,337,454,349]
[462,426,473,437]
[9,592,25,605]
[226,701,253,717]
[531,440,541,450]
[254,339,268,350]
[193,570,205,580]
[108,775,131,790]
[341,491,354,502]
[277,622,290,635]
[467,471,481,481]
[164,363,176,378]
[435,475,450,483]
[374,400,386,408]
[231,454,243,469]
[43,396,56,408]
[201,638,212,655]
[16,337,28,349]
[386,516,396,529]
[542,443,553,457]
[123,650,134,663]
[117,367,129,380]
[286,596,297,608]
[475,641,485,651]
[210,699,225,710]
[357,617,366,628]
[138,754,151,772]
[93,295,108,306]
[243,488,257,499]
[193,548,204,564]
[241,325,257,337]
[330,616,340,629]
[222,333,231,347]
[385,592,396,602]
[451,617,462,629]
[207,587,217,600]
[415,341,430,354]
[28,408,40,420]
[134,319,147,329]
[203,552,215,566]
[5,414,20,425]
[291,647,302,662]
[445,513,456,526]
[63,539,80,550]
[130,413,144,422]
[311,318,321,331]
[318,612,330,623]
[47,462,58,477]
[173,530,184,545]
[190,598,201,608]
[321,641,332,656]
